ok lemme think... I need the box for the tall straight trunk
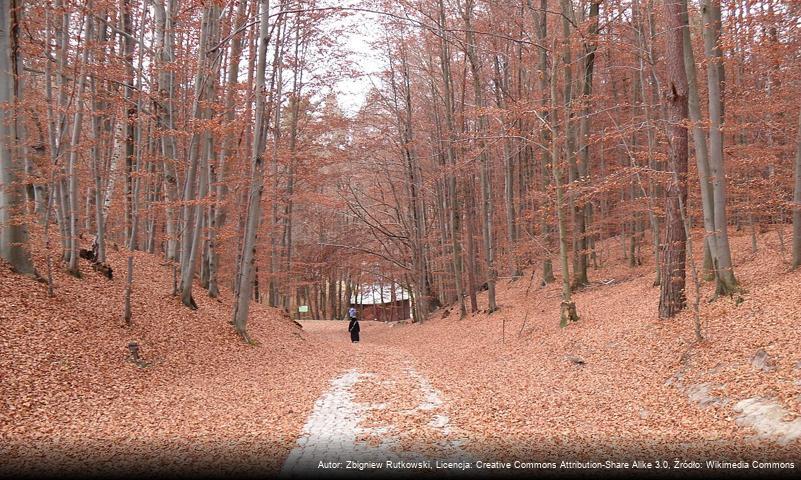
[558,0,587,290]
[628,43,642,271]
[82,187,91,231]
[682,0,717,282]
[179,4,219,308]
[145,158,158,253]
[549,47,578,327]
[575,0,601,288]
[531,0,555,284]
[634,0,662,284]
[15,0,34,217]
[66,12,93,276]
[461,0,497,312]
[200,5,222,293]
[124,5,147,323]
[342,277,351,319]
[0,0,34,274]
[658,0,690,319]
[54,2,70,261]
[437,0,466,317]
[232,0,270,341]
[129,13,147,253]
[119,0,135,248]
[283,29,304,309]
[792,105,801,269]
[328,275,337,319]
[334,275,341,319]
[90,102,106,263]
[89,10,109,266]
[141,11,157,256]
[42,5,60,292]
[493,52,521,280]
[402,43,430,321]
[153,0,180,261]
[433,177,449,304]
[464,177,479,312]
[104,117,124,223]
[573,0,601,286]
[701,0,738,294]
[267,10,285,308]
[208,0,248,298]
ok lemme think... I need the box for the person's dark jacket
[348,318,360,342]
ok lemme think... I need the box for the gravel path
[279,360,468,478]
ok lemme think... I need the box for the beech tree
[3,0,800,332]
[232,0,271,341]
[0,0,35,275]
[549,35,579,327]
[658,0,690,319]
[793,104,801,269]
[700,0,738,295]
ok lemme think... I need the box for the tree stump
[559,301,579,327]
[128,342,146,367]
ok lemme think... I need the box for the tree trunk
[575,0,600,287]
[66,12,93,277]
[153,0,180,262]
[682,0,717,283]
[531,0,555,285]
[792,105,801,269]
[283,29,304,310]
[492,52,520,280]
[557,0,587,290]
[123,253,133,324]
[658,0,690,319]
[547,36,578,327]
[0,0,34,275]
[464,176,479,312]
[179,3,219,308]
[208,0,248,299]
[633,0,662,285]
[119,0,135,248]
[437,0,466,317]
[701,0,738,295]
[89,58,108,264]
[552,105,577,326]
[232,0,270,341]
[266,9,285,308]
[462,0,497,312]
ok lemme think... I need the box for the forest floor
[2,228,801,477]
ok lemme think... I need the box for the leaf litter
[2,228,800,475]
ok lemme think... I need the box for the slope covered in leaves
[3,228,800,475]
[0,237,350,477]
[361,228,801,461]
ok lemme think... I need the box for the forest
[2,0,801,332]
[1,0,801,477]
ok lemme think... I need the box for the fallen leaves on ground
[0,236,350,476]
[2,228,800,475]
[357,228,801,461]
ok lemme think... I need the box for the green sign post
[298,305,309,313]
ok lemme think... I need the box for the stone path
[279,365,468,478]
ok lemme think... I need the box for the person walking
[347,307,360,343]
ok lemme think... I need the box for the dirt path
[289,309,801,468]
[280,321,470,477]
